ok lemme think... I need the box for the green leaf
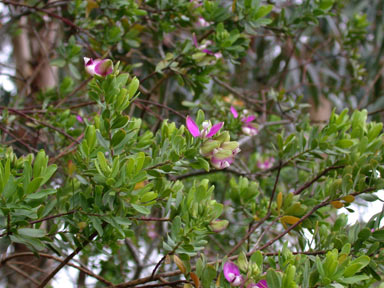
[50,58,66,67]
[3,176,17,200]
[26,189,56,200]
[69,63,81,79]
[372,230,384,241]
[18,228,46,238]
[343,256,370,277]
[141,191,158,203]
[131,204,150,215]
[111,129,126,147]
[128,77,140,99]
[41,164,57,186]
[90,217,103,236]
[267,268,282,288]
[111,116,129,129]
[202,265,216,288]
[26,177,44,194]
[340,275,370,284]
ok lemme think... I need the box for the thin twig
[5,262,40,286]
[293,165,344,195]
[37,228,102,288]
[0,252,114,286]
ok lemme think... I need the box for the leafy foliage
[0,0,383,287]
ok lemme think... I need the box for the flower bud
[84,57,113,77]
[200,140,221,156]
[212,148,233,160]
[209,219,229,232]
[213,131,230,143]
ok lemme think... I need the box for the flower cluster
[231,106,258,136]
[257,157,275,170]
[192,34,223,60]
[84,57,113,77]
[186,116,240,169]
[224,262,268,288]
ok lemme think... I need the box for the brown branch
[268,162,282,212]
[5,262,40,286]
[293,165,344,195]
[1,0,86,33]
[226,163,282,257]
[134,280,189,288]
[37,227,102,288]
[0,124,38,153]
[48,133,84,164]
[29,210,78,225]
[150,240,183,279]
[7,108,80,144]
[0,252,113,286]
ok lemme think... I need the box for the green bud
[209,219,229,233]
[212,148,232,160]
[221,141,239,151]
[200,140,221,156]
[213,131,230,143]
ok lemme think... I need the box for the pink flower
[223,262,243,286]
[76,115,84,123]
[231,107,258,136]
[248,280,268,288]
[231,106,239,118]
[210,155,234,169]
[84,57,113,77]
[192,34,222,60]
[197,16,211,28]
[190,0,203,7]
[186,116,223,138]
[257,157,275,170]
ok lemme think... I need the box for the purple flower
[197,16,211,28]
[231,106,239,118]
[247,280,268,288]
[211,155,234,169]
[223,262,243,286]
[84,57,113,77]
[231,107,258,136]
[186,116,223,139]
[190,0,203,7]
[76,115,84,123]
[192,34,222,60]
[209,142,240,169]
[257,157,275,170]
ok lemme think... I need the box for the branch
[0,252,113,286]
[226,163,282,257]
[5,262,40,286]
[1,0,87,33]
[0,124,39,153]
[37,226,103,288]
[7,108,80,144]
[293,165,344,195]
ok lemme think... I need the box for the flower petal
[206,122,223,138]
[192,33,199,48]
[242,115,256,123]
[223,262,241,283]
[186,116,200,137]
[230,106,239,118]
[201,48,214,55]
[94,59,113,76]
[256,280,268,288]
[84,57,93,66]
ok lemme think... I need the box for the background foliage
[0,0,384,287]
